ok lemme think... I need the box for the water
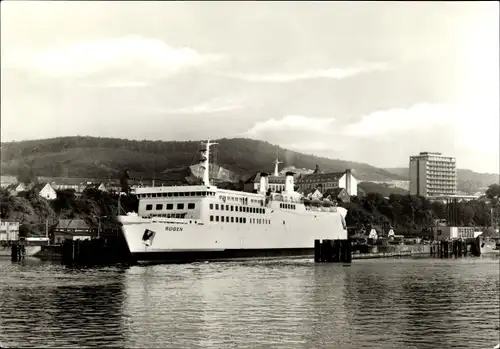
[0,256,498,349]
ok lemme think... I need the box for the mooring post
[340,239,351,263]
[11,244,18,262]
[319,240,326,262]
[323,240,331,262]
[339,240,345,262]
[314,239,321,263]
[329,240,337,263]
[346,239,352,263]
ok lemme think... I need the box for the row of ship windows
[145,203,196,211]
[210,216,271,224]
[219,195,262,205]
[280,203,296,209]
[138,192,216,198]
[144,213,187,219]
[210,203,266,214]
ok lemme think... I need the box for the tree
[486,183,500,203]
[16,164,38,185]
[52,189,77,214]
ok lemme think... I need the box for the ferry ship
[118,140,348,264]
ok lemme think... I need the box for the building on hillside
[83,182,107,192]
[302,187,350,204]
[6,183,28,196]
[50,178,86,193]
[360,180,410,191]
[434,226,480,241]
[31,182,57,200]
[303,188,323,200]
[426,194,480,203]
[409,152,457,198]
[0,220,20,241]
[324,188,351,203]
[105,182,122,192]
[243,157,287,193]
[53,219,94,244]
[0,176,17,188]
[296,166,358,196]
[244,172,287,193]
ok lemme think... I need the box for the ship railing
[269,197,304,204]
[305,206,338,212]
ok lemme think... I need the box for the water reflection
[0,260,127,348]
[1,257,498,349]
[308,264,349,348]
[122,264,209,348]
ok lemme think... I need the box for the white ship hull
[119,210,347,264]
[118,139,349,265]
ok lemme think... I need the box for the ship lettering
[165,226,183,232]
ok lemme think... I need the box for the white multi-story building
[409,152,457,198]
[0,220,20,241]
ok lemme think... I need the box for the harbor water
[0,256,498,349]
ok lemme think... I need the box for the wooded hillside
[1,136,405,182]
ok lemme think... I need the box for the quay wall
[352,244,430,259]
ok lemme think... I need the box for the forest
[1,183,499,237]
[0,136,409,182]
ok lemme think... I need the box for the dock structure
[314,239,352,263]
[10,244,25,262]
[429,238,481,258]
[61,235,133,267]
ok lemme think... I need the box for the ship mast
[273,156,282,177]
[200,140,218,186]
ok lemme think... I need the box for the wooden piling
[430,238,488,259]
[340,239,352,263]
[314,239,321,262]
[314,239,352,263]
[11,244,18,262]
[61,236,133,267]
[331,240,339,262]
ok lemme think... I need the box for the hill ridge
[1,136,403,182]
[2,136,496,194]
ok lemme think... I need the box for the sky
[1,1,499,173]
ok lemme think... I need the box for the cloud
[136,97,253,115]
[3,36,224,79]
[164,97,250,114]
[342,103,453,138]
[222,62,389,83]
[343,102,499,155]
[79,80,151,88]
[246,115,336,135]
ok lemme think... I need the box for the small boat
[493,343,499,349]
[479,237,500,255]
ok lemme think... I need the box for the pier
[429,238,481,258]
[10,244,25,262]
[314,239,352,263]
[61,235,133,267]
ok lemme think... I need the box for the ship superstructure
[118,140,348,264]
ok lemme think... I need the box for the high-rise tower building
[409,152,457,198]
